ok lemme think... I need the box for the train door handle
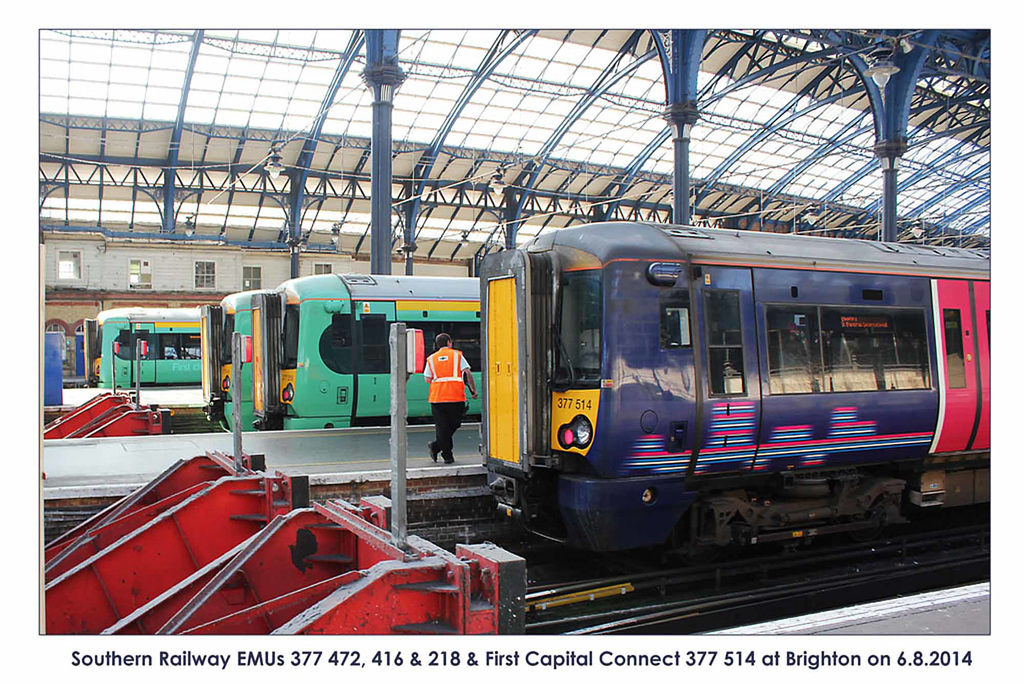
[506,362,511,374]
[495,362,501,375]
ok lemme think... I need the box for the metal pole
[389,322,408,547]
[231,331,244,474]
[134,337,142,408]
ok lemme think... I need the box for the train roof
[95,307,201,324]
[527,222,989,279]
[279,273,479,302]
[220,289,269,312]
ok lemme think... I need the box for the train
[224,273,483,431]
[84,307,203,389]
[201,290,269,431]
[480,222,990,554]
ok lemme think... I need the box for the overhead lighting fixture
[265,144,285,180]
[460,230,470,243]
[490,169,506,188]
[183,214,195,237]
[331,221,342,247]
[864,45,900,89]
[910,221,925,239]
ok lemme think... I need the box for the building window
[314,263,332,275]
[243,265,262,290]
[128,259,153,289]
[195,261,216,289]
[58,251,81,280]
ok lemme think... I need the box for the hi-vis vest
[426,348,466,403]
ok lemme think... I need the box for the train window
[282,305,299,370]
[659,289,691,349]
[446,322,482,370]
[558,271,602,386]
[412,322,481,370]
[766,306,822,394]
[704,290,745,395]
[943,309,966,389]
[359,315,390,373]
[220,314,235,361]
[820,308,930,392]
[319,313,353,374]
[180,334,201,359]
[159,334,181,359]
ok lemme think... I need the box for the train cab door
[930,279,982,453]
[134,323,158,385]
[691,265,763,476]
[353,300,396,419]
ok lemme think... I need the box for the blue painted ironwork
[285,31,364,278]
[362,29,405,275]
[162,30,204,233]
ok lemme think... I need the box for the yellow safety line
[527,583,634,612]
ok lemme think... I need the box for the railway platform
[710,583,989,635]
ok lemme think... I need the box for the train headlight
[222,377,230,391]
[282,383,295,402]
[641,487,657,505]
[557,415,594,450]
[573,416,592,447]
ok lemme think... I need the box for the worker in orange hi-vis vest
[423,332,477,464]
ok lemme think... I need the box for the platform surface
[43,422,485,498]
[58,386,204,408]
[710,583,990,635]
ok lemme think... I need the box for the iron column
[362,33,406,275]
[664,102,700,226]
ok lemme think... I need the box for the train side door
[692,266,763,475]
[930,279,981,453]
[971,281,990,450]
[354,300,396,418]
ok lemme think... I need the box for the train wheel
[847,499,888,543]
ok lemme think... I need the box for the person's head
[435,333,452,349]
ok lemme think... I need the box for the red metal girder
[79,407,168,438]
[182,572,362,635]
[44,481,210,582]
[278,557,458,634]
[157,508,355,634]
[43,393,130,439]
[105,540,252,634]
[45,476,274,634]
[45,452,249,560]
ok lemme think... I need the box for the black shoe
[428,441,439,463]
[442,453,454,464]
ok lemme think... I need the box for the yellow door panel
[487,276,519,465]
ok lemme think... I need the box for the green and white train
[85,307,202,388]
[202,274,481,431]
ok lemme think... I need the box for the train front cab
[201,291,267,430]
[96,312,202,389]
[483,227,990,553]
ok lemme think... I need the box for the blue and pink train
[480,222,990,554]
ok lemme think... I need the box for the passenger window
[160,333,181,359]
[704,290,745,395]
[943,309,966,389]
[660,289,691,349]
[445,322,482,370]
[319,313,353,374]
[180,334,201,359]
[820,308,930,392]
[766,306,821,394]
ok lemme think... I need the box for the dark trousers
[430,401,465,461]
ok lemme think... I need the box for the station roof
[39,29,991,263]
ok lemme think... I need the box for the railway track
[524,521,989,634]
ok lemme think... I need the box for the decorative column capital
[663,102,701,136]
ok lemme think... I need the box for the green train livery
[85,307,202,389]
